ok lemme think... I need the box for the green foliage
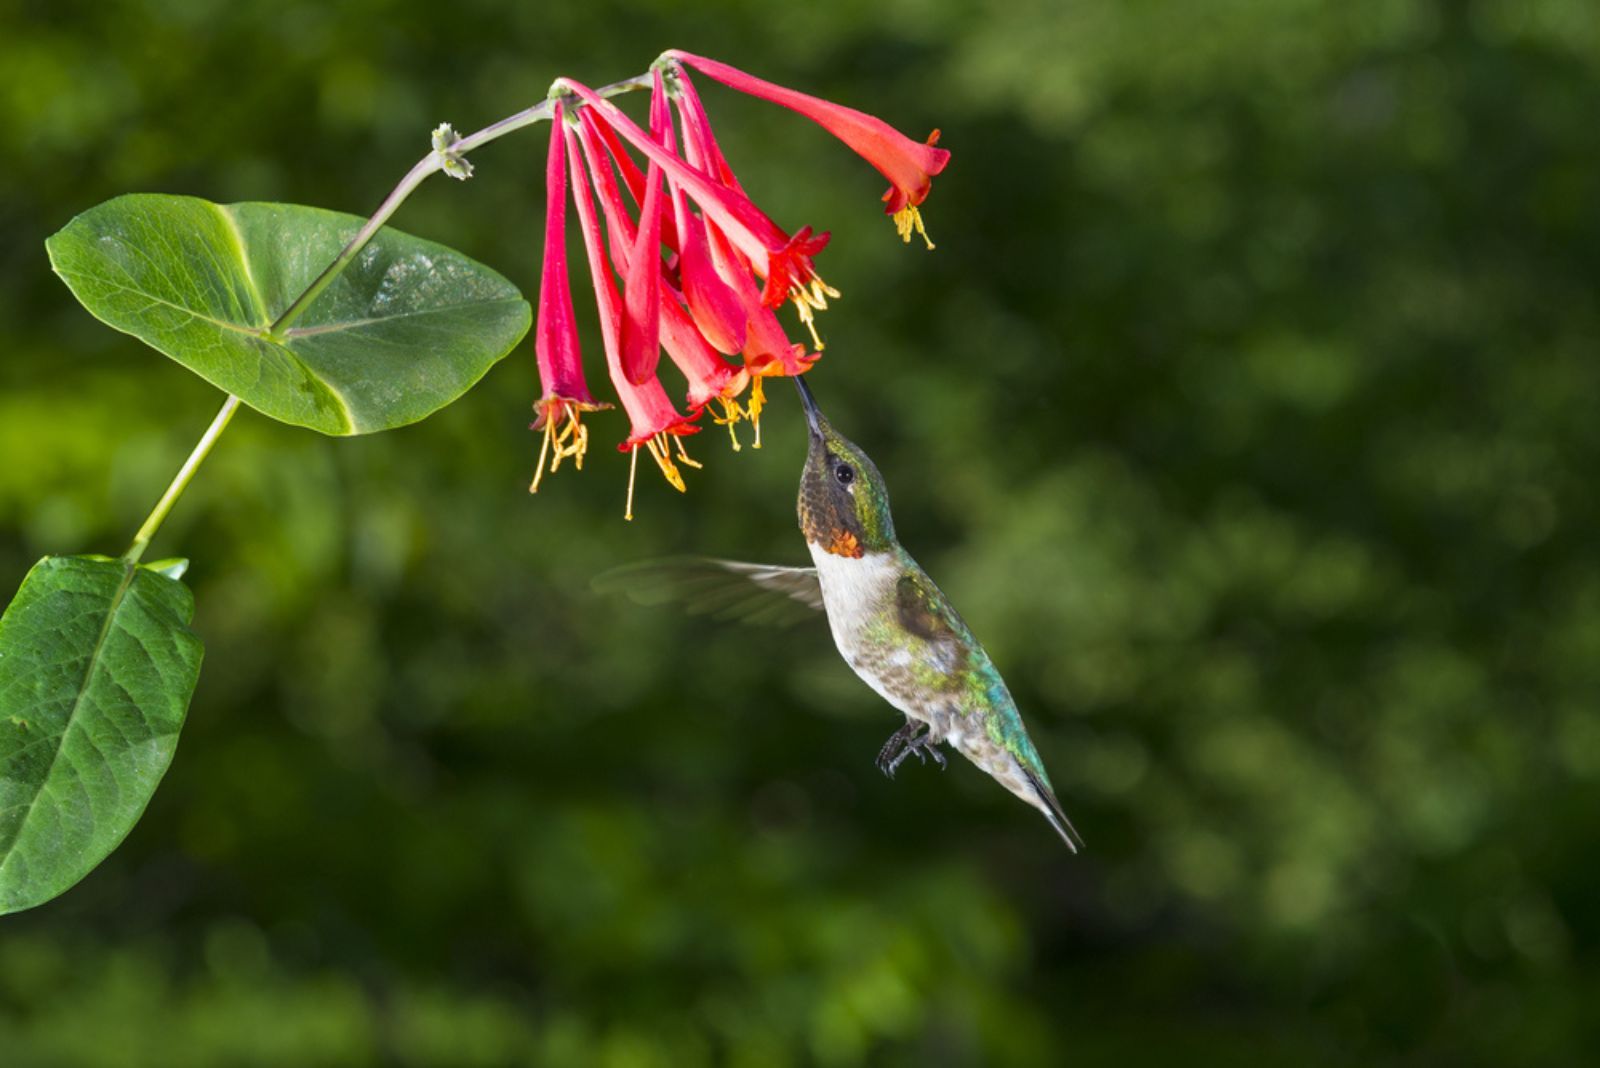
[8,187,530,910]
[0,556,202,914]
[47,195,530,435]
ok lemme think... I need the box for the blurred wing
[593,557,823,627]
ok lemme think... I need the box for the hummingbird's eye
[834,463,855,487]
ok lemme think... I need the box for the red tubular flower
[673,203,747,356]
[704,219,817,448]
[575,102,751,448]
[530,102,606,494]
[668,66,839,349]
[575,110,644,256]
[705,223,813,374]
[668,66,744,192]
[616,74,671,387]
[564,119,699,518]
[660,296,750,449]
[528,56,944,511]
[559,79,837,347]
[648,70,749,357]
[654,87,748,356]
[589,115,680,255]
[667,51,952,249]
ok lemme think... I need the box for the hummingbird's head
[794,376,896,558]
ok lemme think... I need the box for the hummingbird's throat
[825,529,863,558]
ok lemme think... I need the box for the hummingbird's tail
[1024,769,1085,853]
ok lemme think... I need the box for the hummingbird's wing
[593,557,823,627]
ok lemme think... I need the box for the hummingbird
[598,377,1082,850]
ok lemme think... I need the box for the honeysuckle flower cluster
[528,52,951,518]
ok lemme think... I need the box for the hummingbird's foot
[876,721,924,778]
[878,723,947,777]
[885,742,926,777]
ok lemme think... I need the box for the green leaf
[0,555,203,914]
[46,194,531,435]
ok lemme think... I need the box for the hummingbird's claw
[876,721,945,777]
[875,720,922,776]
[886,745,922,777]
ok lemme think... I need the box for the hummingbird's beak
[793,374,825,440]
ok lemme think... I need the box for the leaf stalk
[122,394,241,565]
[131,70,658,559]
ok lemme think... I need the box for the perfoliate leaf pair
[1,195,532,912]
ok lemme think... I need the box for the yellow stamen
[529,401,592,493]
[747,375,767,449]
[625,444,639,521]
[710,396,744,452]
[787,276,842,351]
[530,413,555,494]
[673,433,703,469]
[794,300,824,350]
[644,433,687,491]
[894,205,935,250]
[808,277,841,307]
[550,409,586,474]
[624,430,693,520]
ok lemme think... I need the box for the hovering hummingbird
[599,377,1082,850]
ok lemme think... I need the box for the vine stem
[268,70,655,336]
[122,395,241,565]
[128,66,660,562]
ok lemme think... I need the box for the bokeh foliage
[4,0,1600,1063]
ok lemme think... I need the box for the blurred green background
[4,0,1600,1064]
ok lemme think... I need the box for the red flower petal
[615,76,670,386]
[561,80,797,285]
[660,294,747,410]
[670,51,951,215]
[533,101,598,424]
[704,221,815,378]
[758,225,831,311]
[670,67,744,192]
[565,121,694,446]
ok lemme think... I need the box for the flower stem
[122,395,241,565]
[267,71,654,337]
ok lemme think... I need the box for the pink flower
[588,115,680,254]
[702,220,816,449]
[667,51,951,248]
[559,78,838,346]
[670,66,840,350]
[564,118,699,518]
[699,225,810,373]
[530,101,606,494]
[673,204,747,356]
[526,55,948,513]
[667,66,744,192]
[573,102,751,451]
[660,295,751,451]
[615,75,672,388]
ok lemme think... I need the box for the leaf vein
[0,563,137,879]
